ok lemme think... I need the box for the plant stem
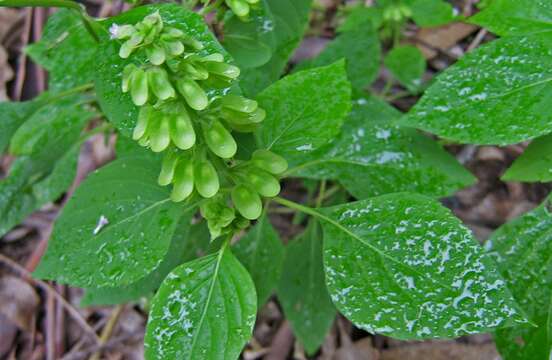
[0,0,100,42]
[315,180,327,208]
[199,0,223,15]
[274,196,322,220]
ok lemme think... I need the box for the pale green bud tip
[232,185,262,220]
[252,150,288,175]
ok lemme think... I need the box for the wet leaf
[502,133,552,182]
[488,202,552,360]
[404,32,552,145]
[470,0,552,36]
[239,0,313,96]
[256,60,351,166]
[289,97,475,199]
[34,148,192,288]
[234,214,284,306]
[406,0,456,28]
[295,26,381,92]
[384,45,426,93]
[277,220,336,355]
[319,193,526,339]
[26,9,97,91]
[145,246,256,360]
[95,4,230,137]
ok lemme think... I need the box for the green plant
[1,0,552,359]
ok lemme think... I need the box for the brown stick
[89,305,124,360]
[0,253,100,344]
[13,7,32,100]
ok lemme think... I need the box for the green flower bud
[111,24,135,40]
[158,150,179,186]
[232,184,262,220]
[176,78,208,111]
[122,64,137,93]
[169,112,196,150]
[181,36,204,51]
[143,11,162,27]
[138,136,150,147]
[133,105,152,140]
[130,67,148,106]
[251,149,288,175]
[221,107,265,125]
[244,0,260,3]
[171,158,194,202]
[162,27,184,40]
[147,68,175,101]
[163,40,185,56]
[203,120,237,159]
[221,94,258,113]
[226,0,250,18]
[150,117,171,152]
[244,169,281,197]
[227,122,259,133]
[146,43,166,65]
[119,33,143,59]
[182,63,209,80]
[200,53,224,62]
[203,61,240,79]
[195,160,220,198]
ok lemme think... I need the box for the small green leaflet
[222,0,276,69]
[318,193,526,339]
[233,214,284,306]
[145,246,256,360]
[502,133,552,182]
[404,32,552,145]
[34,150,190,288]
[487,202,552,360]
[81,216,209,306]
[470,0,552,36]
[95,4,229,137]
[405,0,456,28]
[337,6,383,33]
[26,9,97,91]
[239,0,313,96]
[0,99,43,153]
[277,220,336,355]
[295,26,381,92]
[288,97,475,199]
[384,45,426,93]
[256,60,351,166]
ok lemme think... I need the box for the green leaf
[239,0,313,96]
[405,0,456,28]
[288,97,475,198]
[34,151,192,288]
[487,202,552,360]
[95,4,229,137]
[404,32,552,145]
[234,214,284,306]
[9,95,93,155]
[338,6,383,33]
[26,9,97,91]
[0,95,95,236]
[277,220,336,355]
[81,216,210,306]
[317,193,526,339]
[145,246,257,360]
[470,0,552,36]
[0,99,43,153]
[222,0,276,68]
[295,27,381,92]
[502,133,552,182]
[256,60,351,166]
[384,45,426,92]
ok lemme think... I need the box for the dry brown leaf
[0,8,20,101]
[0,275,39,332]
[380,341,500,360]
[415,23,478,59]
[333,338,379,360]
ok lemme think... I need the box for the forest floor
[1,0,550,359]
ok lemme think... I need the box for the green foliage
[256,60,351,166]
[404,32,552,145]
[277,220,336,355]
[488,201,552,360]
[502,133,552,182]
[26,9,97,91]
[233,214,285,306]
[290,97,475,198]
[470,0,552,36]
[405,0,456,27]
[144,245,257,359]
[320,193,526,339]
[384,45,426,92]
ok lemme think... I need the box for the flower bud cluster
[197,0,261,21]
[113,11,287,235]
